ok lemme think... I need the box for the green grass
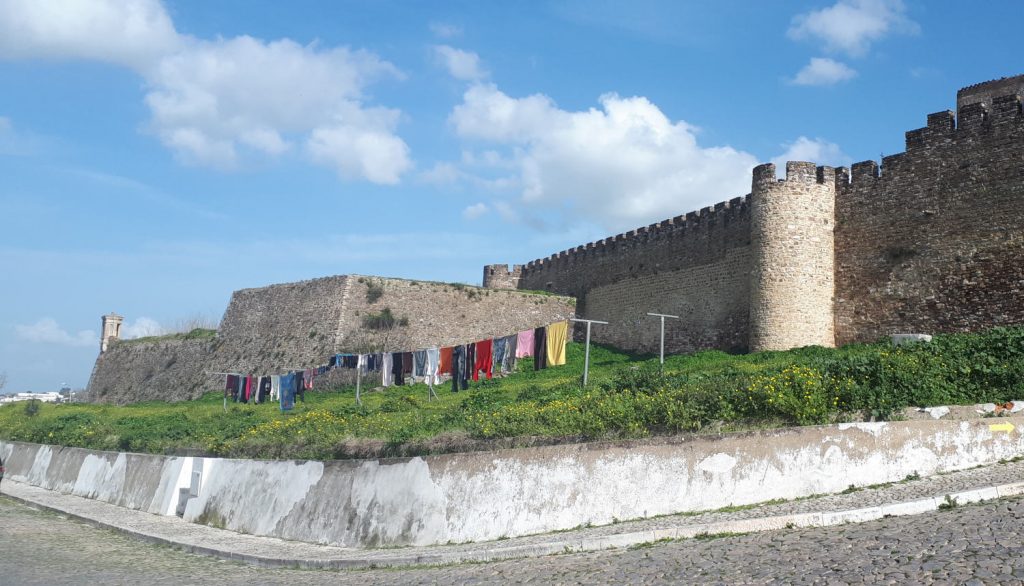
[2,326,1023,461]
[116,328,217,345]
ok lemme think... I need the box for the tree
[0,371,6,393]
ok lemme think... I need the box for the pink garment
[516,329,534,358]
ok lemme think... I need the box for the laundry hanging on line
[217,319,573,404]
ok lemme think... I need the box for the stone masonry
[486,75,1024,354]
[88,276,574,403]
[750,162,836,351]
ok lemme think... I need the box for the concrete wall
[87,275,575,403]
[5,416,1024,548]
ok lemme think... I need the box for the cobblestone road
[2,495,1023,585]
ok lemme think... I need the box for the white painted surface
[3,415,1024,548]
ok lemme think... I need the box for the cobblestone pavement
[3,493,1023,585]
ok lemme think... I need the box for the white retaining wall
[2,417,1023,548]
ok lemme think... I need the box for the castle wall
[514,197,753,352]
[835,92,1024,344]
[87,275,574,403]
[88,338,216,404]
[582,252,751,354]
[216,275,351,374]
[337,276,575,351]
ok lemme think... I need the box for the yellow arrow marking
[989,422,1015,433]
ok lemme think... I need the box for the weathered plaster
[3,417,1023,548]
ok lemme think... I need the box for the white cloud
[0,0,180,70]
[0,0,413,184]
[146,36,411,180]
[429,22,463,39]
[462,202,488,220]
[15,318,96,347]
[305,107,411,185]
[791,57,857,86]
[121,317,164,339]
[771,136,851,173]
[433,45,487,81]
[448,84,758,231]
[788,0,918,57]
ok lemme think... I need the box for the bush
[362,307,408,330]
[743,366,849,425]
[23,399,41,417]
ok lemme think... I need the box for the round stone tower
[100,312,123,353]
[749,162,837,352]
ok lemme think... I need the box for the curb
[5,480,1024,570]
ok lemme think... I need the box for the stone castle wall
[87,276,574,403]
[834,90,1024,344]
[88,338,216,404]
[488,75,1024,354]
[515,197,753,353]
[337,277,575,351]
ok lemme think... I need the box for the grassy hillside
[2,326,1023,460]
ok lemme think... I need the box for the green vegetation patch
[117,328,217,345]
[3,326,1023,461]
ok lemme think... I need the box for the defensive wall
[485,75,1024,354]
[88,276,574,404]
[4,415,1023,548]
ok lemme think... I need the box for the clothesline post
[355,365,362,406]
[211,372,236,413]
[427,380,438,401]
[570,318,608,387]
[645,312,680,373]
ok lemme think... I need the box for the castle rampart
[834,81,1024,345]
[88,276,574,403]
[514,193,754,354]
[488,75,1024,355]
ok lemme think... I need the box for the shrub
[362,308,402,330]
[743,366,850,426]
[365,281,384,303]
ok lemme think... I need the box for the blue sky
[0,0,1020,392]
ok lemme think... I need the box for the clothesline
[219,320,571,411]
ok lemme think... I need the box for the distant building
[0,392,64,405]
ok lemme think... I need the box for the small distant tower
[482,264,524,289]
[100,312,123,353]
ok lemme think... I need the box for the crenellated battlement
[752,162,836,189]
[484,75,1024,356]
[517,194,750,277]
[482,263,524,289]
[905,90,1022,152]
[957,74,1024,112]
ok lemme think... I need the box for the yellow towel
[546,320,568,366]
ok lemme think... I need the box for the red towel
[474,339,493,381]
[439,347,453,375]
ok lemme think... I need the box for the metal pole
[355,361,362,407]
[646,313,679,372]
[570,318,608,387]
[583,321,592,387]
